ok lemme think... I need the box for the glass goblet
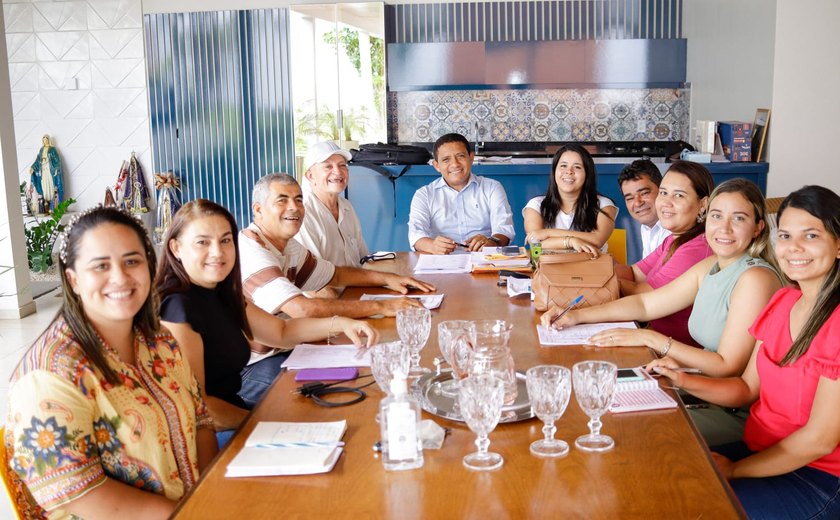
[396,307,432,377]
[370,341,410,395]
[458,374,505,471]
[437,320,476,397]
[525,365,572,458]
[572,361,617,452]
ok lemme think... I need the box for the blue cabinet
[348,161,769,263]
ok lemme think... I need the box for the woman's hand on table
[644,357,690,387]
[588,328,662,349]
[540,307,583,329]
[567,237,601,257]
[336,317,379,349]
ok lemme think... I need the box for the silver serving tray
[413,370,534,423]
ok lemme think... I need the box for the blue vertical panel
[144,9,294,228]
[387,0,682,44]
[430,3,440,43]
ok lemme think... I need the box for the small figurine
[104,186,117,207]
[25,182,35,216]
[154,171,182,242]
[117,152,150,214]
[29,135,65,213]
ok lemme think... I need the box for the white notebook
[225,420,347,477]
[609,368,678,414]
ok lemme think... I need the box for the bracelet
[564,236,571,249]
[659,336,673,357]
[327,315,338,345]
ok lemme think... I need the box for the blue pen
[549,295,585,326]
[255,441,346,449]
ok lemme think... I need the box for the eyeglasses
[360,252,396,265]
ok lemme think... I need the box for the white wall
[4,0,152,211]
[767,0,840,196]
[683,0,776,148]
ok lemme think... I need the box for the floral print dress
[4,317,213,518]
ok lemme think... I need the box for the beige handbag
[532,251,620,311]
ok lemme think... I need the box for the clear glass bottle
[379,377,424,471]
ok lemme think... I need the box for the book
[225,420,347,477]
[609,368,678,414]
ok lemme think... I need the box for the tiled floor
[1,288,64,520]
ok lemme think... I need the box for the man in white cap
[296,141,369,267]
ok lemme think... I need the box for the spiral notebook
[609,368,678,413]
[225,421,347,477]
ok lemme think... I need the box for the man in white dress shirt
[408,133,515,255]
[618,159,671,258]
[296,141,369,267]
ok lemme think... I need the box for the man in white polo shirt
[239,173,434,318]
[408,133,515,254]
[296,141,369,267]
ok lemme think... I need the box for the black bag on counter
[350,143,431,165]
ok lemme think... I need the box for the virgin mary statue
[29,135,65,213]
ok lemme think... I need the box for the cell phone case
[294,367,359,382]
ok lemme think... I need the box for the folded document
[226,421,347,477]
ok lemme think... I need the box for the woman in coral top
[654,185,840,519]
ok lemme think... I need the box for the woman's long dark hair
[661,161,715,263]
[777,186,840,366]
[156,199,252,340]
[57,206,159,385]
[540,144,612,232]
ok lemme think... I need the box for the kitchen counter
[347,161,768,263]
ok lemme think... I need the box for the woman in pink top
[654,185,840,519]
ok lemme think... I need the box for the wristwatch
[487,236,501,244]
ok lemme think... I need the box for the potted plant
[25,198,75,273]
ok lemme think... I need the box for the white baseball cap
[305,141,353,172]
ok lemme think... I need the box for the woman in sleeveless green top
[544,179,783,444]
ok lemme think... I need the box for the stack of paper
[470,249,531,273]
[281,344,371,369]
[226,421,347,477]
[537,322,637,346]
[360,293,445,309]
[413,253,471,274]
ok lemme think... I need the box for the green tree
[323,29,386,122]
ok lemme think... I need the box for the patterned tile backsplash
[388,87,690,143]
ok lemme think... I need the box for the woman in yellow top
[4,207,216,519]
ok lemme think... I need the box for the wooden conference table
[174,254,745,519]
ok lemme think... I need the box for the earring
[696,213,705,224]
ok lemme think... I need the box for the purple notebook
[294,367,359,382]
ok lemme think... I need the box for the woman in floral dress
[4,206,216,519]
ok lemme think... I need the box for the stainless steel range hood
[388,39,686,90]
